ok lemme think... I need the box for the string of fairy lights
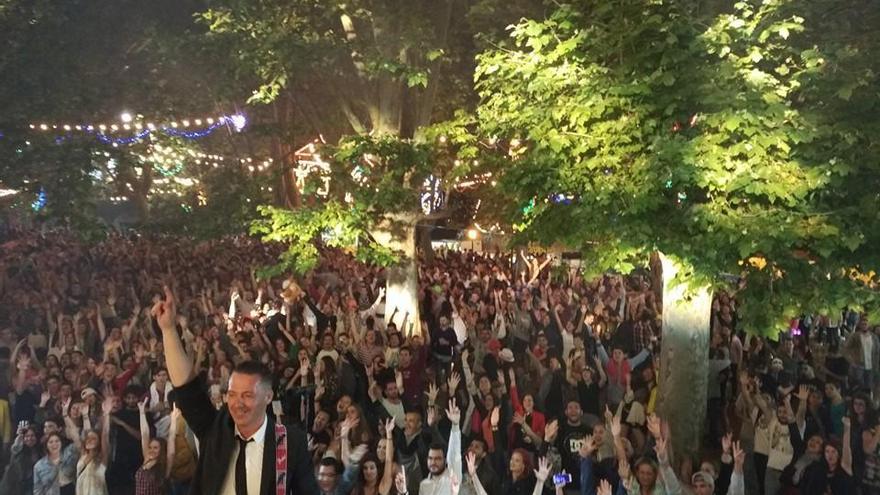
[20,112,248,147]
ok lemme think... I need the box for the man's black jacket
[175,374,319,495]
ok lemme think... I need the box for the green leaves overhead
[472,0,880,334]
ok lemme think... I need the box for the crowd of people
[0,226,876,495]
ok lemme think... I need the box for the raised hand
[598,479,613,495]
[446,398,461,426]
[466,451,478,475]
[544,419,559,443]
[655,435,669,464]
[394,468,407,494]
[618,455,631,481]
[513,412,526,426]
[102,396,114,415]
[448,372,461,394]
[425,382,439,404]
[579,434,596,458]
[490,406,500,428]
[340,416,359,437]
[722,432,733,454]
[610,414,622,438]
[647,413,662,439]
[383,418,395,438]
[138,397,149,415]
[733,440,745,473]
[427,406,438,427]
[534,456,551,482]
[796,384,810,402]
[153,286,177,332]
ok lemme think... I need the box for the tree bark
[656,252,713,463]
[372,213,421,336]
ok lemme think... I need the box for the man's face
[47,378,60,395]
[384,382,399,400]
[404,412,421,435]
[427,448,446,475]
[468,439,486,460]
[439,317,449,328]
[155,370,168,384]
[317,465,338,492]
[399,349,412,367]
[124,393,139,410]
[565,401,582,423]
[103,363,118,381]
[226,372,272,431]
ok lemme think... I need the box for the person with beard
[556,400,592,493]
[418,399,462,495]
[153,286,318,495]
[0,423,40,495]
[105,386,147,495]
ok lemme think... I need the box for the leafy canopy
[471,0,880,333]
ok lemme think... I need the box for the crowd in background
[0,226,877,495]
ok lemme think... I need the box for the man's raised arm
[153,286,194,387]
[154,286,217,439]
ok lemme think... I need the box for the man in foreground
[153,286,318,495]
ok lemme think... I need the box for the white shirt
[220,414,267,495]
[862,332,874,370]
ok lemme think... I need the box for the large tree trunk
[372,213,421,336]
[656,253,713,463]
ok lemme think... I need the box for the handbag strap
[274,422,288,495]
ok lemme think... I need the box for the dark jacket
[175,374,319,495]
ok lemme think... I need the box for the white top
[862,332,874,370]
[220,414,267,495]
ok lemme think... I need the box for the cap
[499,348,515,363]
[691,472,715,489]
[81,388,98,399]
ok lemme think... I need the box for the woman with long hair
[68,397,113,495]
[32,431,77,495]
[352,419,396,495]
[135,398,178,495]
[800,417,853,495]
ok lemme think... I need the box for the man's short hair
[428,441,447,453]
[319,456,342,474]
[232,360,273,390]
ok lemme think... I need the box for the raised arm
[446,398,463,482]
[154,286,194,386]
[100,397,112,467]
[841,416,853,475]
[166,406,180,479]
[378,419,395,495]
[466,451,490,495]
[533,456,552,495]
[138,398,150,460]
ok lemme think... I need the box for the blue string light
[163,120,225,140]
[94,129,152,146]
